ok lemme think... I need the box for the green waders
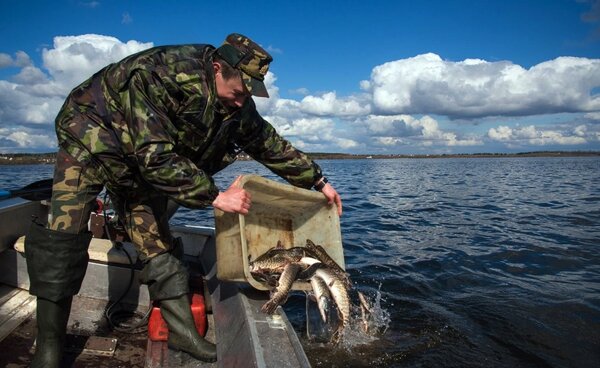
[28,148,216,364]
[25,221,92,368]
[140,250,217,362]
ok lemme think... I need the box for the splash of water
[338,286,391,350]
[304,285,391,345]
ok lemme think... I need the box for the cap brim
[242,72,269,98]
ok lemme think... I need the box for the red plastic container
[148,292,207,341]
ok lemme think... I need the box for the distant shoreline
[0,151,599,166]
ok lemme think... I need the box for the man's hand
[321,183,343,216]
[212,175,252,214]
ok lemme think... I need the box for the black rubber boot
[30,297,73,368]
[160,295,217,362]
[25,221,91,301]
[140,251,217,362]
[24,221,92,367]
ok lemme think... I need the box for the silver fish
[357,291,372,333]
[309,275,333,323]
[301,257,351,332]
[251,245,353,341]
[305,239,352,288]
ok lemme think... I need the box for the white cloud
[266,45,283,54]
[0,126,57,151]
[289,87,309,96]
[254,72,281,113]
[276,117,334,138]
[488,125,513,141]
[14,51,32,67]
[0,34,152,133]
[336,138,359,149]
[13,66,48,85]
[488,124,591,146]
[300,92,370,116]
[1,33,598,154]
[373,137,403,146]
[0,80,64,125]
[584,112,600,120]
[42,34,152,93]
[367,53,600,118]
[0,54,11,67]
[358,114,482,148]
[0,51,32,68]
[574,124,587,136]
[6,131,56,148]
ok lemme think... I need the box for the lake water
[1,156,599,367]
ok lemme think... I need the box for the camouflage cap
[216,33,273,98]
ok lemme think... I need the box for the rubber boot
[160,295,217,362]
[140,251,216,362]
[24,221,91,368]
[30,297,73,368]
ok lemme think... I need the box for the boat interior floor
[0,284,217,368]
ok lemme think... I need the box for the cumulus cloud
[0,54,11,67]
[300,92,371,117]
[13,66,48,85]
[584,111,600,120]
[358,114,482,148]
[42,34,152,94]
[0,51,32,68]
[0,80,64,125]
[6,131,56,148]
[0,126,56,152]
[1,33,599,154]
[289,87,309,96]
[0,34,152,146]
[487,124,593,146]
[366,53,600,119]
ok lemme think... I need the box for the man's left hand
[321,183,342,216]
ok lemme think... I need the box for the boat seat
[13,236,139,266]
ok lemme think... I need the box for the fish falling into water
[249,239,371,342]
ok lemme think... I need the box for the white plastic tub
[214,175,344,291]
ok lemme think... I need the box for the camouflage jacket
[55,44,322,208]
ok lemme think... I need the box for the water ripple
[3,157,600,367]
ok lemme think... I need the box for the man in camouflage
[25,33,342,366]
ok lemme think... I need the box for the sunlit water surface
[2,156,599,367]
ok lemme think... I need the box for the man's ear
[213,61,221,74]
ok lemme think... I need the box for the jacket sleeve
[237,100,323,189]
[121,70,219,208]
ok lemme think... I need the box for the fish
[260,262,304,314]
[249,246,305,274]
[357,291,372,333]
[309,273,333,323]
[301,257,351,332]
[249,245,319,274]
[305,239,352,288]
[257,257,326,314]
[249,243,319,314]
[249,243,353,341]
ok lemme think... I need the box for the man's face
[214,62,250,109]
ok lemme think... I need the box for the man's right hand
[212,175,252,214]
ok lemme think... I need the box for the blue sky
[1,0,599,154]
